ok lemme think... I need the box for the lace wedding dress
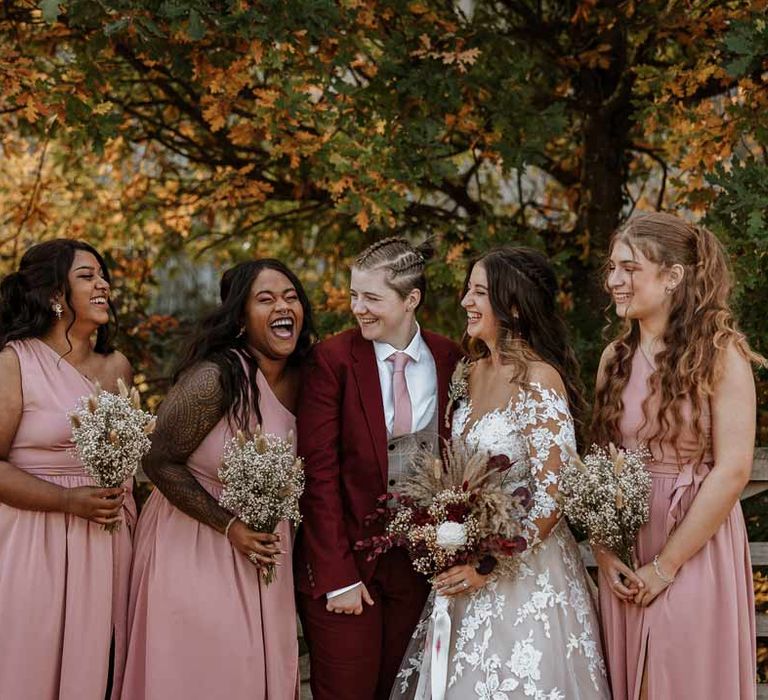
[390,382,610,700]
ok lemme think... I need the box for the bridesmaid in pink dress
[591,212,764,700]
[121,259,315,700]
[0,239,136,700]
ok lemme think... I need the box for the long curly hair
[461,246,587,436]
[591,212,766,465]
[173,259,316,431]
[0,239,117,354]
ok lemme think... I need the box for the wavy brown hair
[462,246,587,437]
[591,212,766,465]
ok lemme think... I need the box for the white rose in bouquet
[435,521,467,549]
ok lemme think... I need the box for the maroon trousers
[297,548,429,700]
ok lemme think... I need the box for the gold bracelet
[652,554,675,584]
[224,515,237,539]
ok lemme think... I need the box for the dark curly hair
[0,239,117,354]
[173,259,316,430]
[462,246,587,434]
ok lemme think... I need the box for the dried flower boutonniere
[445,358,471,428]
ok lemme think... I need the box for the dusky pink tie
[388,351,412,437]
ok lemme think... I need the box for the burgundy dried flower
[444,501,469,523]
[487,454,512,472]
[512,485,533,509]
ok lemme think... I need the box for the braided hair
[462,246,587,433]
[353,236,430,309]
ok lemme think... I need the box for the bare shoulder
[98,350,133,391]
[0,346,21,376]
[595,341,618,387]
[108,350,133,380]
[0,346,22,396]
[599,341,618,366]
[717,339,756,391]
[526,361,566,395]
[0,346,23,456]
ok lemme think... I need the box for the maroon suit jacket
[294,327,462,598]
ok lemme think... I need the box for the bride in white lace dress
[391,247,610,700]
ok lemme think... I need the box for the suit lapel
[351,331,388,488]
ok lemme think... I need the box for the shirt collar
[373,323,423,364]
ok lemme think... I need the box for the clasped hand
[594,545,673,607]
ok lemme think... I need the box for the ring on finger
[248,552,260,565]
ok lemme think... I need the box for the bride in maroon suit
[295,237,462,700]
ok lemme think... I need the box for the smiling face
[461,262,500,344]
[349,266,418,347]
[242,268,304,360]
[57,250,111,328]
[607,238,679,322]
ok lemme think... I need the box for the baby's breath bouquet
[218,426,304,585]
[355,440,531,580]
[560,443,652,566]
[68,378,156,533]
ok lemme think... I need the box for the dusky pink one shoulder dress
[0,338,136,700]
[120,368,299,700]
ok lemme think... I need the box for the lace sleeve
[143,362,233,534]
[516,383,576,549]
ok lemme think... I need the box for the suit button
[388,479,396,486]
[388,443,395,451]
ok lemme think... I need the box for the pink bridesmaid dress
[599,350,755,699]
[120,368,300,700]
[0,338,137,700]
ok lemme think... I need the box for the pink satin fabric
[120,368,299,700]
[598,350,755,700]
[0,338,136,700]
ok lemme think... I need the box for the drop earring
[237,325,245,338]
[52,302,63,319]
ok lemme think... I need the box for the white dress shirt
[327,325,437,600]
[373,325,437,436]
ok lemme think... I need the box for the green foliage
[0,0,765,409]
[706,159,768,356]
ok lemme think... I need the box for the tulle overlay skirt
[391,520,610,699]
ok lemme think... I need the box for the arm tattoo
[144,362,232,533]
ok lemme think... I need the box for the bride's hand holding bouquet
[355,443,531,590]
